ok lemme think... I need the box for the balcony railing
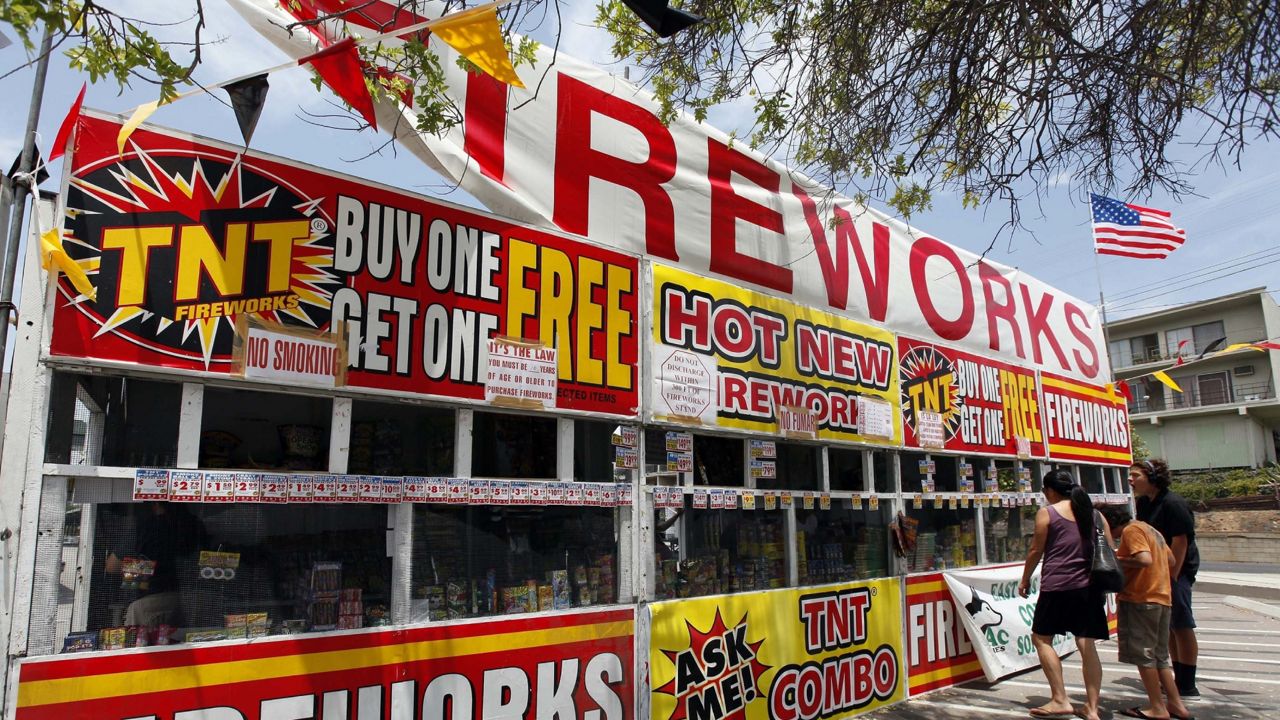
[1128,381,1276,414]
[1110,335,1268,369]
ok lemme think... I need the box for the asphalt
[868,564,1280,719]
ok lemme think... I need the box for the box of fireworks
[538,585,554,611]
[340,588,363,602]
[225,614,247,629]
[184,628,230,644]
[61,631,97,653]
[501,587,520,614]
[309,598,339,630]
[281,619,308,635]
[574,565,588,585]
[551,570,572,609]
[525,580,539,612]
[225,626,248,640]
[340,600,363,616]
[99,627,127,651]
[338,615,363,630]
[588,567,602,588]
[119,557,157,590]
[578,584,593,606]
[446,581,468,619]
[307,561,342,597]
[246,613,270,638]
[425,585,447,620]
[364,604,387,627]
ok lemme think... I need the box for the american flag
[1090,194,1186,259]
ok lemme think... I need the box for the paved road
[869,592,1278,719]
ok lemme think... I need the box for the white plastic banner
[943,565,1074,682]
[230,0,1110,385]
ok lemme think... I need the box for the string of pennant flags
[1106,338,1280,399]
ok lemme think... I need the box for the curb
[1197,581,1280,601]
[1222,595,1280,619]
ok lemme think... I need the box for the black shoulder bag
[1090,510,1125,593]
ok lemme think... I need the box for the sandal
[1118,709,1168,720]
[1028,709,1076,719]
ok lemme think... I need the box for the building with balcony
[1106,287,1280,470]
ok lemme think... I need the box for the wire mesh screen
[45,502,393,653]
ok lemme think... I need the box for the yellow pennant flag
[1152,370,1182,393]
[431,6,525,88]
[1222,342,1265,353]
[40,229,97,301]
[117,100,161,155]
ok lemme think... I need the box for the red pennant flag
[299,38,377,130]
[48,83,86,161]
[1254,341,1280,351]
[1117,380,1133,402]
[1175,356,1184,366]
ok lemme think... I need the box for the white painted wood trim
[176,383,204,469]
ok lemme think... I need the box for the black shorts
[1033,586,1110,640]
[1171,575,1196,630]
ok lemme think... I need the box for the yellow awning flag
[431,6,524,88]
[1152,370,1182,393]
[1222,342,1265,353]
[40,228,96,301]
[117,100,160,155]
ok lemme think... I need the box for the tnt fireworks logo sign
[899,344,962,440]
[60,143,341,366]
[656,610,770,720]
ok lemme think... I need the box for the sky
[1,1,1276,338]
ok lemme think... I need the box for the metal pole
[0,27,55,372]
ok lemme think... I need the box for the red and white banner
[51,112,639,417]
[230,0,1110,385]
[905,573,983,696]
[14,609,633,720]
[899,337,1047,458]
[1039,372,1133,467]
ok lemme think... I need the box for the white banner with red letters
[231,0,1110,386]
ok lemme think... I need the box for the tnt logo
[900,345,961,440]
[62,148,340,365]
[656,610,770,720]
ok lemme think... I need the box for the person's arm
[1019,508,1050,598]
[1118,549,1151,569]
[1169,534,1189,579]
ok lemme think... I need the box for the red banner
[1039,372,1132,467]
[899,337,1046,458]
[50,112,640,416]
[904,574,983,696]
[14,609,633,720]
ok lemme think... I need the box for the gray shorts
[1117,601,1171,669]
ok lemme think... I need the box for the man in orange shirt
[1100,506,1193,720]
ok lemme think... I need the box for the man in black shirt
[1132,458,1201,698]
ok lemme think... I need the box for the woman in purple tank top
[1017,470,1112,720]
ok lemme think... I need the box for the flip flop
[1118,708,1168,720]
[1028,709,1076,719]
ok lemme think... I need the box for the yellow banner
[650,578,905,720]
[650,264,901,445]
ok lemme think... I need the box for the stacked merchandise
[853,526,888,579]
[910,532,938,572]
[348,420,403,474]
[338,589,363,629]
[224,613,269,639]
[304,561,342,631]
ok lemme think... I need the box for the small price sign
[169,471,203,502]
[260,474,289,503]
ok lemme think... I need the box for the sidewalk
[1196,561,1280,601]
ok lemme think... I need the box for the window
[201,388,332,471]
[411,504,618,620]
[80,502,391,650]
[471,412,556,478]
[903,455,977,572]
[1164,327,1193,358]
[45,373,181,467]
[797,502,890,585]
[1080,464,1106,494]
[829,448,864,491]
[349,401,453,476]
[1111,334,1159,366]
[1166,321,1225,358]
[575,421,629,482]
[770,442,821,490]
[655,498,787,598]
[983,504,1037,564]
[1196,372,1231,406]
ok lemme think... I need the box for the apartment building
[1106,287,1280,470]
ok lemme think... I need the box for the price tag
[764,492,777,511]
[802,492,815,510]
[202,472,236,503]
[335,476,361,502]
[947,497,957,510]
[402,477,428,503]
[693,489,708,508]
[922,476,935,493]
[133,469,170,501]
[912,494,923,509]
[665,431,693,453]
[741,492,756,510]
[169,471,203,502]
[819,493,831,510]
[470,480,493,505]
[600,485,617,506]
[850,494,863,510]
[311,475,338,502]
[960,496,971,509]
[613,426,638,447]
[288,475,314,503]
[259,474,289,503]
[530,482,548,505]
[233,472,261,502]
[780,491,794,509]
[381,477,404,503]
[932,495,943,509]
[868,495,879,511]
[620,483,634,505]
[566,484,584,506]
[709,489,724,509]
